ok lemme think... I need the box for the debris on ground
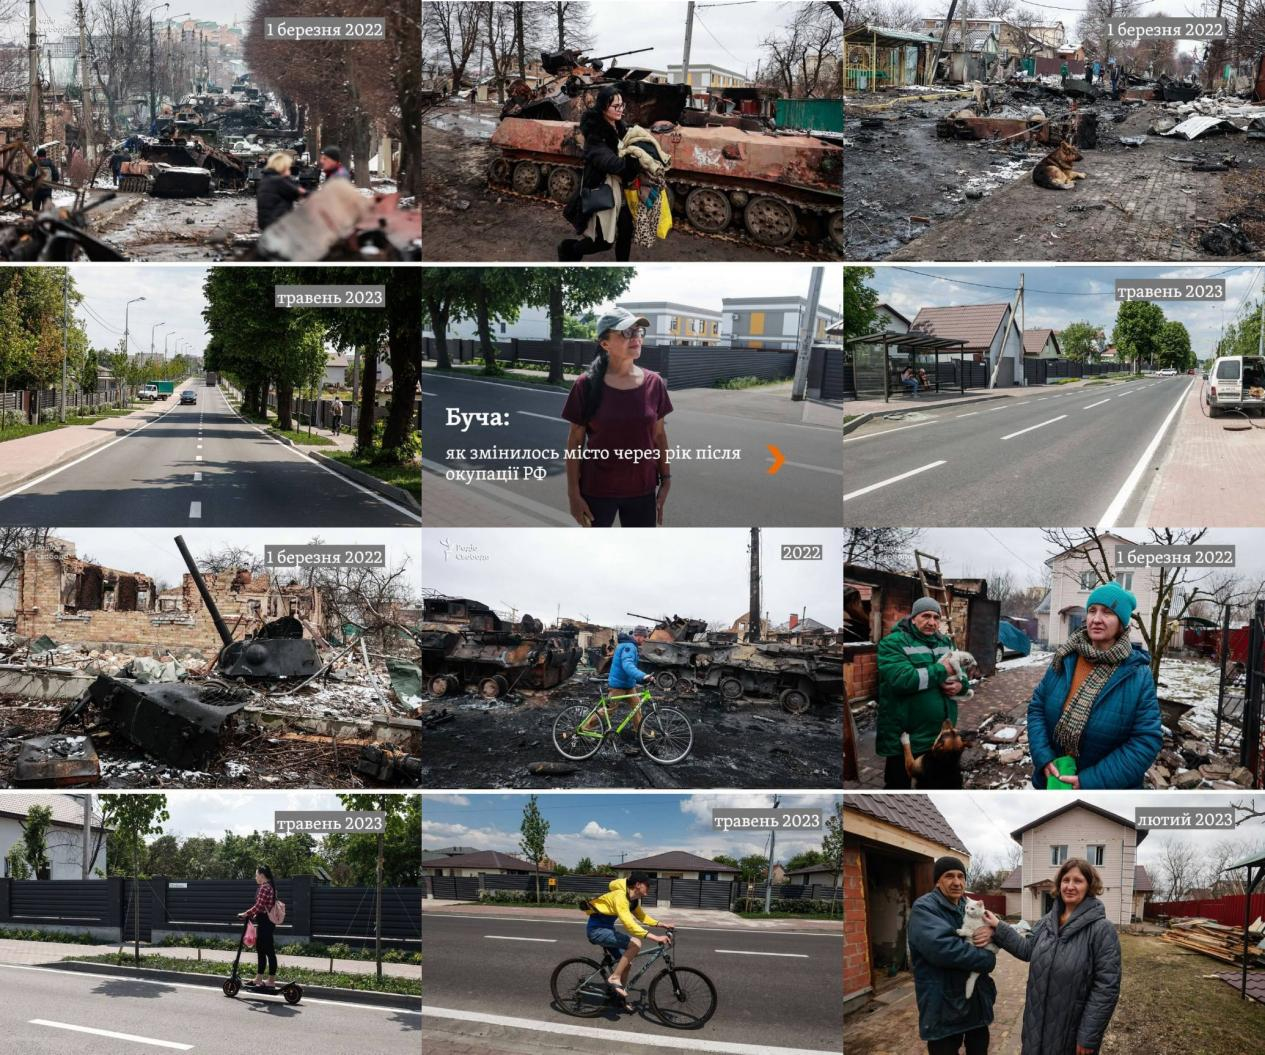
[1159,917,1265,965]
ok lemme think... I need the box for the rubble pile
[1159,917,1265,965]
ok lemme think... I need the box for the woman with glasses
[560,308,673,527]
[559,85,641,262]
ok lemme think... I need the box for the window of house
[1087,845,1105,866]
[1116,572,1134,591]
[1079,570,1097,591]
[1050,845,1068,865]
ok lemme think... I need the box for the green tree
[99,795,169,964]
[844,266,879,341]
[784,849,824,872]
[1112,300,1166,372]
[574,856,595,875]
[821,801,844,893]
[20,805,52,880]
[470,270,530,375]
[1156,320,1193,370]
[1059,321,1100,362]
[737,853,769,883]
[320,794,421,887]
[523,268,636,383]
[519,795,550,902]
[420,267,474,371]
[563,315,596,340]
[5,843,30,880]
[713,854,740,870]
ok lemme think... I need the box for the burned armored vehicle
[488,48,843,252]
[421,597,582,699]
[631,613,843,713]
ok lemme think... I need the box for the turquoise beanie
[1085,582,1136,629]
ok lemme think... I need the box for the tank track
[488,163,842,260]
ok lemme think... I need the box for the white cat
[956,897,996,999]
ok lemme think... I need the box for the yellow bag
[657,193,673,239]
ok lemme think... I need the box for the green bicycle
[552,685,694,765]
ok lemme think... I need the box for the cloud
[581,821,619,838]
[426,795,469,806]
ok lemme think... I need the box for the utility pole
[791,265,823,401]
[81,795,91,879]
[927,0,959,86]
[763,795,780,914]
[59,270,69,422]
[681,2,695,100]
[148,17,156,132]
[374,829,384,983]
[26,0,40,145]
[78,0,92,164]
[748,527,761,643]
[1258,271,1264,359]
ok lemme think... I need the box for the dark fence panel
[165,879,296,935]
[665,348,796,389]
[310,886,420,950]
[425,873,659,907]
[821,348,845,400]
[666,878,736,909]
[9,880,111,925]
[121,878,162,943]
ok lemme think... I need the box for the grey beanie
[912,597,942,617]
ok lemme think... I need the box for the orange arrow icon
[767,445,785,475]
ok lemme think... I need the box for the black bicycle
[549,928,717,1029]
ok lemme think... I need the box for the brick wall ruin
[14,547,321,654]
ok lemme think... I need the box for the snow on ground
[996,649,1053,672]
[1156,656,1223,735]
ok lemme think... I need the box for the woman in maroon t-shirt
[561,309,673,527]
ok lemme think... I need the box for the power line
[890,265,1249,297]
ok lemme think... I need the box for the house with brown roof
[1000,800,1153,924]
[844,794,971,1013]
[909,300,1027,387]
[421,850,542,878]
[613,851,741,882]
[1023,328,1062,359]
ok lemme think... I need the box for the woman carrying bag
[237,864,284,990]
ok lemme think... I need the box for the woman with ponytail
[560,308,673,527]
[237,864,279,988]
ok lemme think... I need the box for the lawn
[327,451,420,501]
[271,427,335,447]
[1100,933,1265,1055]
[0,406,143,442]
[66,953,421,997]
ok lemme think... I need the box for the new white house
[1038,532,1163,647]
[0,795,109,880]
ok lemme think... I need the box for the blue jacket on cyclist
[608,629,650,690]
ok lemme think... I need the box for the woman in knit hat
[1026,581,1162,789]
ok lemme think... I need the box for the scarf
[1051,626,1133,759]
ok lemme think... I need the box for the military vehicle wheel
[719,677,744,701]
[779,687,811,715]
[676,676,696,695]
[827,210,845,253]
[684,187,732,233]
[488,158,512,185]
[511,161,542,195]
[479,675,509,699]
[744,196,797,247]
[429,674,456,696]
[654,670,678,692]
[547,166,579,202]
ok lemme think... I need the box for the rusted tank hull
[936,115,1051,144]
[638,639,842,711]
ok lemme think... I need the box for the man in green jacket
[876,597,963,788]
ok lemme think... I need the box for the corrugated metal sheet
[1161,115,1236,140]
[776,98,843,134]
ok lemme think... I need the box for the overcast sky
[55,527,420,591]
[916,791,1265,876]
[892,528,1265,592]
[152,790,416,841]
[422,527,841,627]
[424,791,840,866]
[865,265,1265,356]
[603,263,843,315]
[0,3,247,39]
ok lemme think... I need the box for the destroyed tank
[421,596,582,699]
[487,49,843,253]
[629,612,843,713]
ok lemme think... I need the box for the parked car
[1157,367,1177,376]
[138,384,160,401]
[179,389,197,405]
[996,620,1033,665]
[1205,355,1265,418]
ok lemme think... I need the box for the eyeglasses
[615,326,645,339]
[608,101,626,111]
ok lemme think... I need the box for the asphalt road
[422,373,842,527]
[844,377,1192,526]
[0,962,419,1054]
[422,912,842,1052]
[0,385,418,526]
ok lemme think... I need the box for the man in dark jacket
[558,85,639,262]
[26,148,60,210]
[909,857,997,1055]
[319,145,350,181]
[876,597,963,789]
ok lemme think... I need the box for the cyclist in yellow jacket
[585,872,673,1005]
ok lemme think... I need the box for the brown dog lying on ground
[1033,139,1087,190]
[900,720,967,789]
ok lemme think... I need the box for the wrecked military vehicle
[420,596,582,699]
[630,613,843,713]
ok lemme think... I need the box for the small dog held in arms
[940,649,977,700]
[898,651,977,789]
[957,897,997,999]
[1032,139,1087,190]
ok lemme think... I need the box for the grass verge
[0,406,145,442]
[734,911,842,921]
[438,363,574,389]
[327,452,421,501]
[66,953,421,997]
[714,376,788,390]
[270,427,335,447]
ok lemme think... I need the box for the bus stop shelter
[846,330,970,403]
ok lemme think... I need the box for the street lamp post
[164,330,177,357]
[150,321,166,359]
[123,296,145,359]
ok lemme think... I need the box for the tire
[429,674,454,696]
[479,675,508,699]
[222,977,240,998]
[684,187,732,233]
[639,707,693,764]
[719,677,744,701]
[996,645,1006,666]
[648,966,717,1029]
[550,957,609,1017]
[511,160,542,195]
[743,195,798,247]
[553,704,605,761]
[827,210,844,252]
[779,687,811,715]
[282,984,302,1005]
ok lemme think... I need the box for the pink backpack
[268,898,286,926]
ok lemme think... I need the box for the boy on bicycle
[584,872,672,1006]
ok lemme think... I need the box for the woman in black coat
[982,857,1122,1055]
[256,152,305,231]
[558,84,641,262]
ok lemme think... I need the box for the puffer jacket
[908,888,997,1041]
[875,617,958,757]
[1026,644,1161,790]
[992,896,1121,1055]
[562,109,641,233]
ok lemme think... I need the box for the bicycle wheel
[648,966,717,1028]
[553,704,605,761]
[639,707,694,764]
[550,957,609,1017]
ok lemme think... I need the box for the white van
[1205,355,1265,417]
[138,384,160,401]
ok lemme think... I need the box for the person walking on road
[237,864,280,989]
[557,85,640,262]
[256,152,305,231]
[319,145,350,181]
[26,148,60,211]
[561,308,672,528]
[330,397,344,437]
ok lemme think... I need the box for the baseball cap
[595,307,650,338]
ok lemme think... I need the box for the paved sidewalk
[1141,377,1265,526]
[845,375,1140,423]
[0,394,180,492]
[0,937,418,978]
[421,901,841,933]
